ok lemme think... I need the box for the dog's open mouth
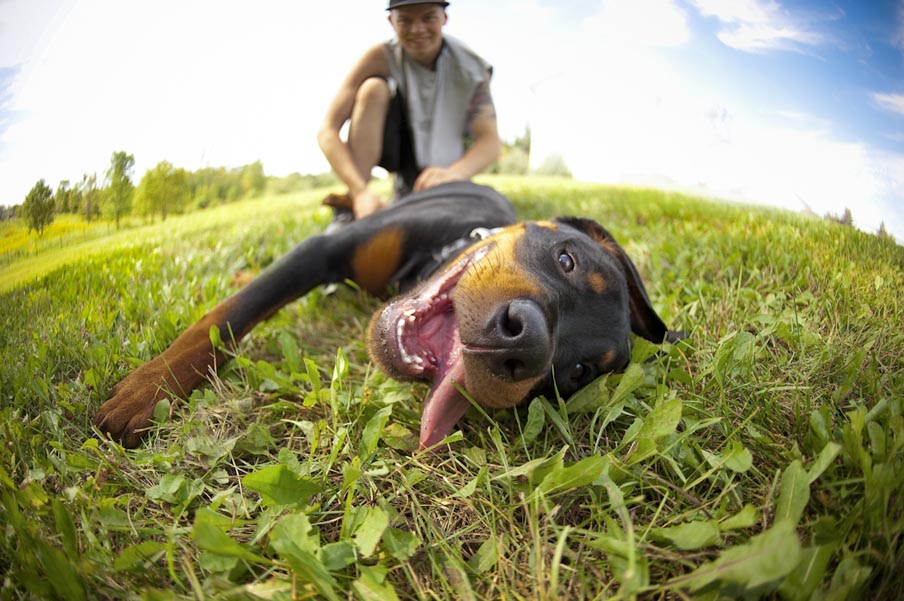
[368,244,492,450]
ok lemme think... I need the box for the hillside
[1,176,902,598]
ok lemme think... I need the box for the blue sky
[674,1,903,153]
[1,0,902,239]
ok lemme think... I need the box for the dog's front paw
[94,359,171,448]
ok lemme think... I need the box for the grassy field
[1,175,902,599]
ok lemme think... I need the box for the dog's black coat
[96,182,677,449]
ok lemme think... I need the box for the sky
[1,0,902,240]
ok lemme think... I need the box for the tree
[55,180,75,213]
[877,222,895,242]
[240,160,266,197]
[826,208,854,227]
[0,205,13,221]
[22,179,55,236]
[512,128,531,154]
[135,161,190,221]
[534,153,573,178]
[80,173,101,222]
[493,146,529,175]
[190,166,230,208]
[840,208,853,227]
[104,150,135,228]
[489,129,530,175]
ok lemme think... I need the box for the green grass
[1,175,902,599]
[0,191,344,293]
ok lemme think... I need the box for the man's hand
[353,188,385,219]
[413,166,467,192]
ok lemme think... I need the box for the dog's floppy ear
[555,216,681,343]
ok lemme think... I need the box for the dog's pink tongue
[419,355,470,450]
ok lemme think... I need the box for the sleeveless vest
[383,35,492,169]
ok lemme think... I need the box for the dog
[95,181,681,450]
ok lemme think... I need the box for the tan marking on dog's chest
[352,228,404,294]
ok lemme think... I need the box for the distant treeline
[4,151,340,235]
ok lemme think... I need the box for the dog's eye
[558,251,575,273]
[570,363,587,382]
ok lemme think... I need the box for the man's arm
[413,77,501,192]
[317,44,390,212]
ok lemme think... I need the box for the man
[317,0,501,221]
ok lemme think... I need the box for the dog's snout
[483,299,550,381]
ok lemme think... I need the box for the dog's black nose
[483,299,551,381]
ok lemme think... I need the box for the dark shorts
[378,85,420,199]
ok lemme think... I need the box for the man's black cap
[387,0,449,10]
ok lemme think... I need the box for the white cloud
[523,2,904,241]
[691,0,824,53]
[873,92,904,117]
[444,0,690,142]
[0,0,74,69]
[581,0,690,48]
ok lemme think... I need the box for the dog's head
[367,217,679,449]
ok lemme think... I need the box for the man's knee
[355,77,391,111]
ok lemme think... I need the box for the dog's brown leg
[94,302,235,447]
[95,232,344,447]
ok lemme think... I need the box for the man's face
[388,4,448,67]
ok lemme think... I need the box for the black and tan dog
[96,182,680,449]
